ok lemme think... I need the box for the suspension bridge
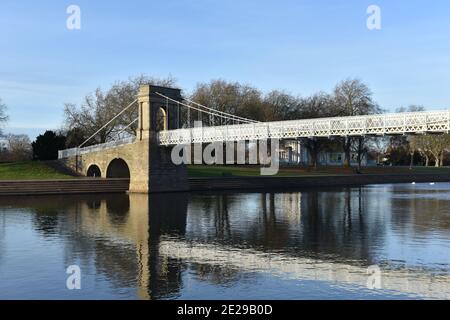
[58,85,450,193]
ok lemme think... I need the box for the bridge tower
[137,85,182,140]
[130,85,188,193]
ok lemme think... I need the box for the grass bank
[2,161,450,180]
[0,162,74,180]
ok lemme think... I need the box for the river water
[0,183,449,300]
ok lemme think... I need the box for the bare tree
[0,134,32,162]
[399,105,450,167]
[366,137,389,165]
[352,137,368,170]
[333,79,382,167]
[0,98,9,134]
[300,138,328,168]
[411,135,435,167]
[63,75,176,145]
[7,134,32,161]
[106,75,177,133]
[263,90,300,121]
[64,89,111,145]
[190,80,264,125]
[397,105,426,167]
[296,93,337,168]
[427,134,450,167]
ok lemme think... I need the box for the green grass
[0,162,75,180]
[188,165,450,178]
[2,161,450,180]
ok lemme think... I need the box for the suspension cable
[79,99,138,148]
[155,92,253,123]
[183,97,259,123]
[115,118,139,140]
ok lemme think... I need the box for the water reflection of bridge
[3,186,449,299]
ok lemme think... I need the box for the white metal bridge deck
[59,110,450,158]
[158,109,450,145]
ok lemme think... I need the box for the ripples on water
[0,183,449,300]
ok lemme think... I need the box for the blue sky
[1,0,450,139]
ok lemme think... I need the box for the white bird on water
[430,182,435,185]
[411,182,416,185]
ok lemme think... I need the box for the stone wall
[60,138,188,193]
[188,173,450,192]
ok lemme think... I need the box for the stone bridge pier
[59,85,188,193]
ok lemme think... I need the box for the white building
[0,135,9,152]
[279,139,377,166]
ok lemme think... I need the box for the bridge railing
[158,110,450,145]
[58,137,136,159]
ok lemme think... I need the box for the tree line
[0,99,34,162]
[375,105,450,168]
[2,75,450,166]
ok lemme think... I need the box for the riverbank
[0,173,449,195]
[2,162,450,195]
[0,179,129,196]
[187,164,450,177]
[0,161,75,180]
[188,173,450,192]
[2,161,450,180]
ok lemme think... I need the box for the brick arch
[86,164,102,178]
[106,158,131,179]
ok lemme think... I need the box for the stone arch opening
[87,164,102,178]
[106,158,131,179]
[156,107,167,132]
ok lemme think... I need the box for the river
[0,183,449,300]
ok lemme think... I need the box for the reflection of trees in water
[0,189,390,297]
[245,193,292,250]
[0,194,189,300]
[27,197,73,237]
[92,241,139,288]
[166,188,387,288]
[298,187,386,264]
[38,195,140,289]
[9,185,450,298]
[185,188,387,265]
[33,212,60,236]
[214,195,231,239]
[189,263,242,285]
[59,193,189,300]
[186,194,243,242]
[0,196,107,238]
[390,185,450,233]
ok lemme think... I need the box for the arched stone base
[59,138,188,193]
